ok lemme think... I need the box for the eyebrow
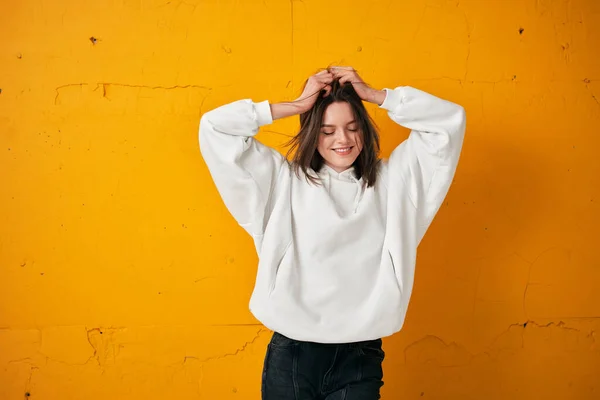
[321,120,357,128]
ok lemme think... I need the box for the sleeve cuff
[254,100,273,127]
[379,87,405,111]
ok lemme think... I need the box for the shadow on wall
[379,119,599,396]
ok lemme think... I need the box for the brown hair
[286,78,381,187]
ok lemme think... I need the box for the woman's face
[317,102,363,173]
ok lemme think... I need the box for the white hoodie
[199,86,466,343]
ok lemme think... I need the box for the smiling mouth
[333,146,353,155]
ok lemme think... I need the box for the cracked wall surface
[1,0,599,398]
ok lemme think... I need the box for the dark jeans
[262,332,385,400]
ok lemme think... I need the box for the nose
[335,129,352,144]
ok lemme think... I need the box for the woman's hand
[293,69,334,113]
[329,66,386,105]
[271,70,334,120]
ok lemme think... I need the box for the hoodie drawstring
[351,177,365,214]
[319,165,364,215]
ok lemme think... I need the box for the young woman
[199,66,466,399]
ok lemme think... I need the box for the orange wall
[1,0,599,398]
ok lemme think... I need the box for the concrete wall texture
[1,0,599,398]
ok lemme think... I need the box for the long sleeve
[381,86,466,240]
[199,99,286,238]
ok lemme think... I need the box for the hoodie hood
[318,164,366,214]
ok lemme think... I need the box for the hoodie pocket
[387,249,403,294]
[268,240,293,296]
